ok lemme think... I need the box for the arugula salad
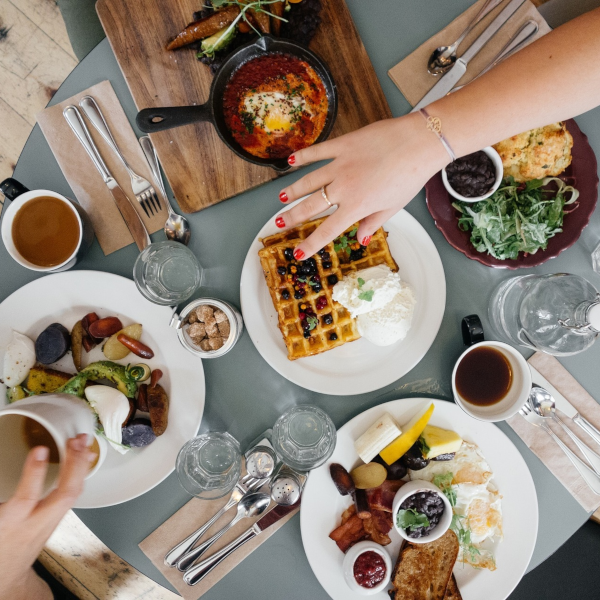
[453,177,579,260]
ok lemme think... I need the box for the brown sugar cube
[205,321,219,338]
[218,320,230,338]
[214,309,228,324]
[188,323,206,341]
[195,305,215,322]
[199,339,212,351]
[187,311,198,324]
[208,337,224,350]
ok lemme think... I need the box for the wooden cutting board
[96,0,391,214]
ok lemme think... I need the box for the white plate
[301,398,538,600]
[240,202,446,395]
[0,271,205,508]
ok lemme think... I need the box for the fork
[519,403,600,495]
[79,96,162,218]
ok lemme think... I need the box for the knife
[63,105,151,251]
[412,0,527,112]
[183,499,300,586]
[530,364,600,448]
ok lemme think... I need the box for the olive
[400,441,430,471]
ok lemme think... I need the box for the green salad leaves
[453,177,579,260]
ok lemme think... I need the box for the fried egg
[409,441,502,570]
[242,91,307,134]
[2,330,36,387]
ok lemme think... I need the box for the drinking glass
[175,432,242,500]
[272,405,336,472]
[133,240,202,306]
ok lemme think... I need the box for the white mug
[452,341,532,422]
[0,394,95,501]
[0,178,94,272]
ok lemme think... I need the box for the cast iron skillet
[136,35,338,172]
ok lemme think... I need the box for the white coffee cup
[0,394,95,501]
[0,179,94,273]
[452,341,532,422]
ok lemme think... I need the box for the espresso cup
[0,178,94,272]
[452,341,532,422]
[0,394,95,501]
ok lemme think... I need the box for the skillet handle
[136,104,212,133]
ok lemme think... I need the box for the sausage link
[166,7,240,50]
[117,333,155,359]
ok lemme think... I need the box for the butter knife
[183,500,300,586]
[63,105,150,251]
[412,0,527,111]
[530,364,600,448]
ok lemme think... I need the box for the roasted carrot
[166,7,240,50]
[270,1,285,36]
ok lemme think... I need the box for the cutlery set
[414,0,536,111]
[521,368,600,495]
[166,442,304,586]
[62,97,190,249]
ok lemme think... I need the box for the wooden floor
[0,0,598,598]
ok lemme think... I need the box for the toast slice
[389,530,459,600]
[444,575,462,600]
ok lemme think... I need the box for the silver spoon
[139,136,191,245]
[529,386,600,476]
[176,492,271,571]
[428,0,503,75]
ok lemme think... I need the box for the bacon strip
[366,479,404,512]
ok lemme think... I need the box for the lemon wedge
[379,403,434,465]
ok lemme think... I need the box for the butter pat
[354,412,402,463]
[420,425,463,459]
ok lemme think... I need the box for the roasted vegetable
[199,26,237,58]
[147,383,169,436]
[55,361,138,399]
[354,488,371,519]
[330,463,355,496]
[27,365,74,394]
[127,363,151,382]
[350,463,388,490]
[35,323,70,364]
[88,316,123,339]
[71,321,84,372]
[150,368,163,388]
[103,324,143,361]
[247,7,270,33]
[122,418,157,448]
[137,383,149,412]
[270,0,285,35]
[166,6,241,50]
[400,441,430,471]
[82,312,102,349]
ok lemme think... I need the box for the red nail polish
[275,216,285,228]
[288,155,296,165]
[279,191,288,203]
[361,235,372,246]
[293,248,305,260]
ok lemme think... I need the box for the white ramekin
[342,540,392,595]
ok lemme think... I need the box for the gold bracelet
[419,108,456,162]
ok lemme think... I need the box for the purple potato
[35,323,71,364]
[121,418,156,448]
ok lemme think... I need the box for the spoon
[176,492,271,571]
[139,136,191,245]
[428,0,503,75]
[529,386,600,476]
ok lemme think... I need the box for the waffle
[259,219,398,360]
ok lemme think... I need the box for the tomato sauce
[223,53,328,159]
[353,550,387,588]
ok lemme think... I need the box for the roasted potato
[71,320,84,372]
[103,324,143,361]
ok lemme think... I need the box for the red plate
[425,119,598,269]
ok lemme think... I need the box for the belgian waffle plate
[240,200,446,395]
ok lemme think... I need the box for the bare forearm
[433,7,600,157]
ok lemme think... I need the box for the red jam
[353,550,386,589]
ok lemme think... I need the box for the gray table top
[5,1,600,597]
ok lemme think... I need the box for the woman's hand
[0,435,95,600]
[275,111,449,259]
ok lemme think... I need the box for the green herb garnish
[396,508,430,532]
[453,176,579,260]
[358,289,374,302]
[433,472,456,507]
[357,277,365,287]
[306,315,318,330]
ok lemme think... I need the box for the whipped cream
[332,265,416,346]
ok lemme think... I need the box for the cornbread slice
[26,365,74,394]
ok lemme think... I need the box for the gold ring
[321,186,332,208]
